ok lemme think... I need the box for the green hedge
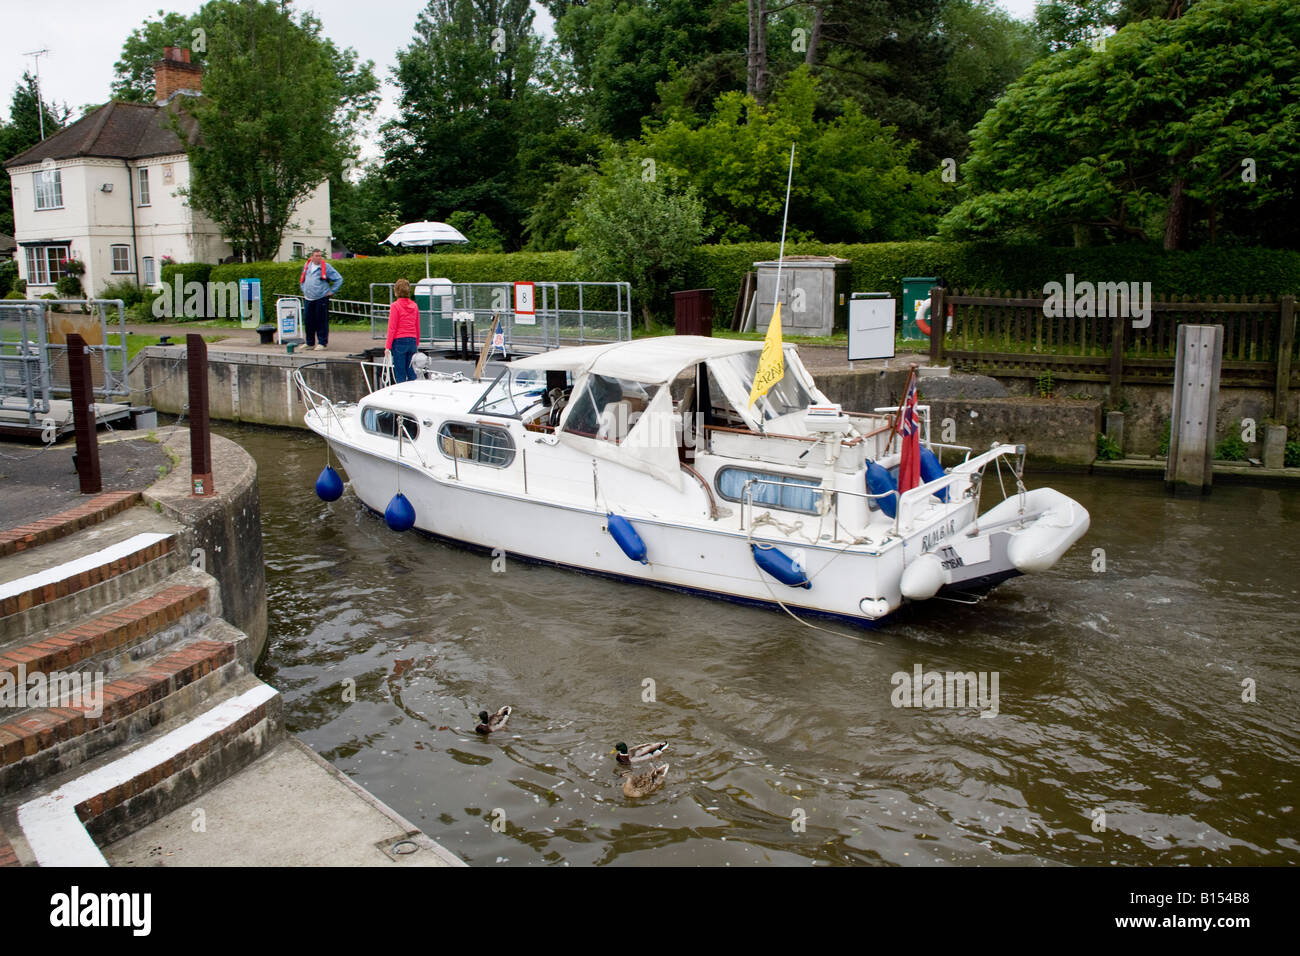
[153,262,215,320]
[196,244,1300,328]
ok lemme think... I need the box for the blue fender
[607,513,648,564]
[315,465,344,502]
[866,460,899,518]
[385,492,416,532]
[919,446,949,502]
[751,543,811,589]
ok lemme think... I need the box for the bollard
[1262,423,1286,470]
[1105,410,1125,457]
[1165,324,1222,495]
[187,333,214,496]
[67,334,102,495]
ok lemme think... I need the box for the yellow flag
[748,302,785,407]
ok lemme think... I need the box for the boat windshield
[561,373,663,445]
[470,368,549,418]
[718,351,814,422]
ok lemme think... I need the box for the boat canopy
[507,336,827,489]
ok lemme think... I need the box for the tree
[941,0,1300,249]
[385,0,543,247]
[643,68,941,243]
[179,0,377,262]
[0,72,72,236]
[572,160,705,327]
[111,10,206,102]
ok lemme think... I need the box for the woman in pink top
[386,278,421,383]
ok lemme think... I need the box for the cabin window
[721,351,813,421]
[437,422,515,468]
[362,407,419,441]
[715,467,824,515]
[562,374,660,444]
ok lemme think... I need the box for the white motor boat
[296,337,1089,625]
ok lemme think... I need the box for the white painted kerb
[0,532,172,601]
[17,683,278,867]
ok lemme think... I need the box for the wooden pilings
[1166,324,1223,495]
[187,333,214,496]
[67,334,102,495]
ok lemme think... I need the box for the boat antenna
[773,143,795,303]
[752,143,797,436]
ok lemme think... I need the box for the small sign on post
[514,281,536,326]
[276,297,303,344]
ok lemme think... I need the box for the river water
[220,423,1300,866]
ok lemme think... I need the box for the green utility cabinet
[901,276,942,340]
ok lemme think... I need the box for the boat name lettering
[923,520,957,552]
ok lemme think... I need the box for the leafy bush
[1096,433,1122,461]
[1214,433,1249,461]
[55,275,83,298]
[1286,441,1300,468]
[0,260,19,297]
[98,279,147,308]
[1158,420,1171,457]
[4,291,26,300]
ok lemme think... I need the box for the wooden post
[1275,295,1295,419]
[67,334,102,495]
[1166,324,1223,495]
[1108,314,1126,397]
[928,285,945,363]
[187,333,214,496]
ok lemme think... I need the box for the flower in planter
[64,258,86,276]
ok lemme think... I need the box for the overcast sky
[0,0,1041,162]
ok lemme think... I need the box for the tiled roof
[3,98,201,169]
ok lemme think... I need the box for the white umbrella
[382,221,469,278]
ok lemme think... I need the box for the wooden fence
[926,288,1297,416]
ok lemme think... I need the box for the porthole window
[716,466,824,515]
[437,422,515,468]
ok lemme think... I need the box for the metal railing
[0,299,129,425]
[367,280,632,353]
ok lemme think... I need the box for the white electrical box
[848,294,895,361]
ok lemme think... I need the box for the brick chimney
[154,46,202,104]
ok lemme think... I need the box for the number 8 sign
[514,281,536,325]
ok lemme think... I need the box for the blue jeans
[392,337,418,383]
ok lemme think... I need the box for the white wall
[10,148,333,297]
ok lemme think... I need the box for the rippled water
[221,423,1300,866]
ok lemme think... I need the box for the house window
[24,244,69,285]
[137,168,150,206]
[437,422,515,468]
[111,245,132,273]
[34,169,62,210]
[142,257,156,285]
[292,242,305,259]
[715,467,825,515]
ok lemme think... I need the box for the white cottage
[3,47,330,297]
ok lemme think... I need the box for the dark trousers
[305,296,330,345]
[392,338,418,383]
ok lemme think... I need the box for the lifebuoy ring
[914,300,951,337]
[915,299,933,337]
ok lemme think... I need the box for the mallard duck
[611,741,669,766]
[475,706,511,735]
[622,763,669,798]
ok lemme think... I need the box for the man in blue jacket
[299,249,343,350]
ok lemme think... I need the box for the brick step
[0,491,141,559]
[0,508,187,644]
[0,623,248,795]
[7,674,282,866]
[0,577,214,698]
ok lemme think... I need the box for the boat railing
[739,476,900,542]
[291,362,351,433]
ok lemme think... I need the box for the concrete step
[5,672,282,866]
[0,491,142,559]
[1,567,219,688]
[0,622,249,795]
[0,506,186,644]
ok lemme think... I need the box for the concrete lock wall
[144,431,269,661]
[130,347,370,428]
